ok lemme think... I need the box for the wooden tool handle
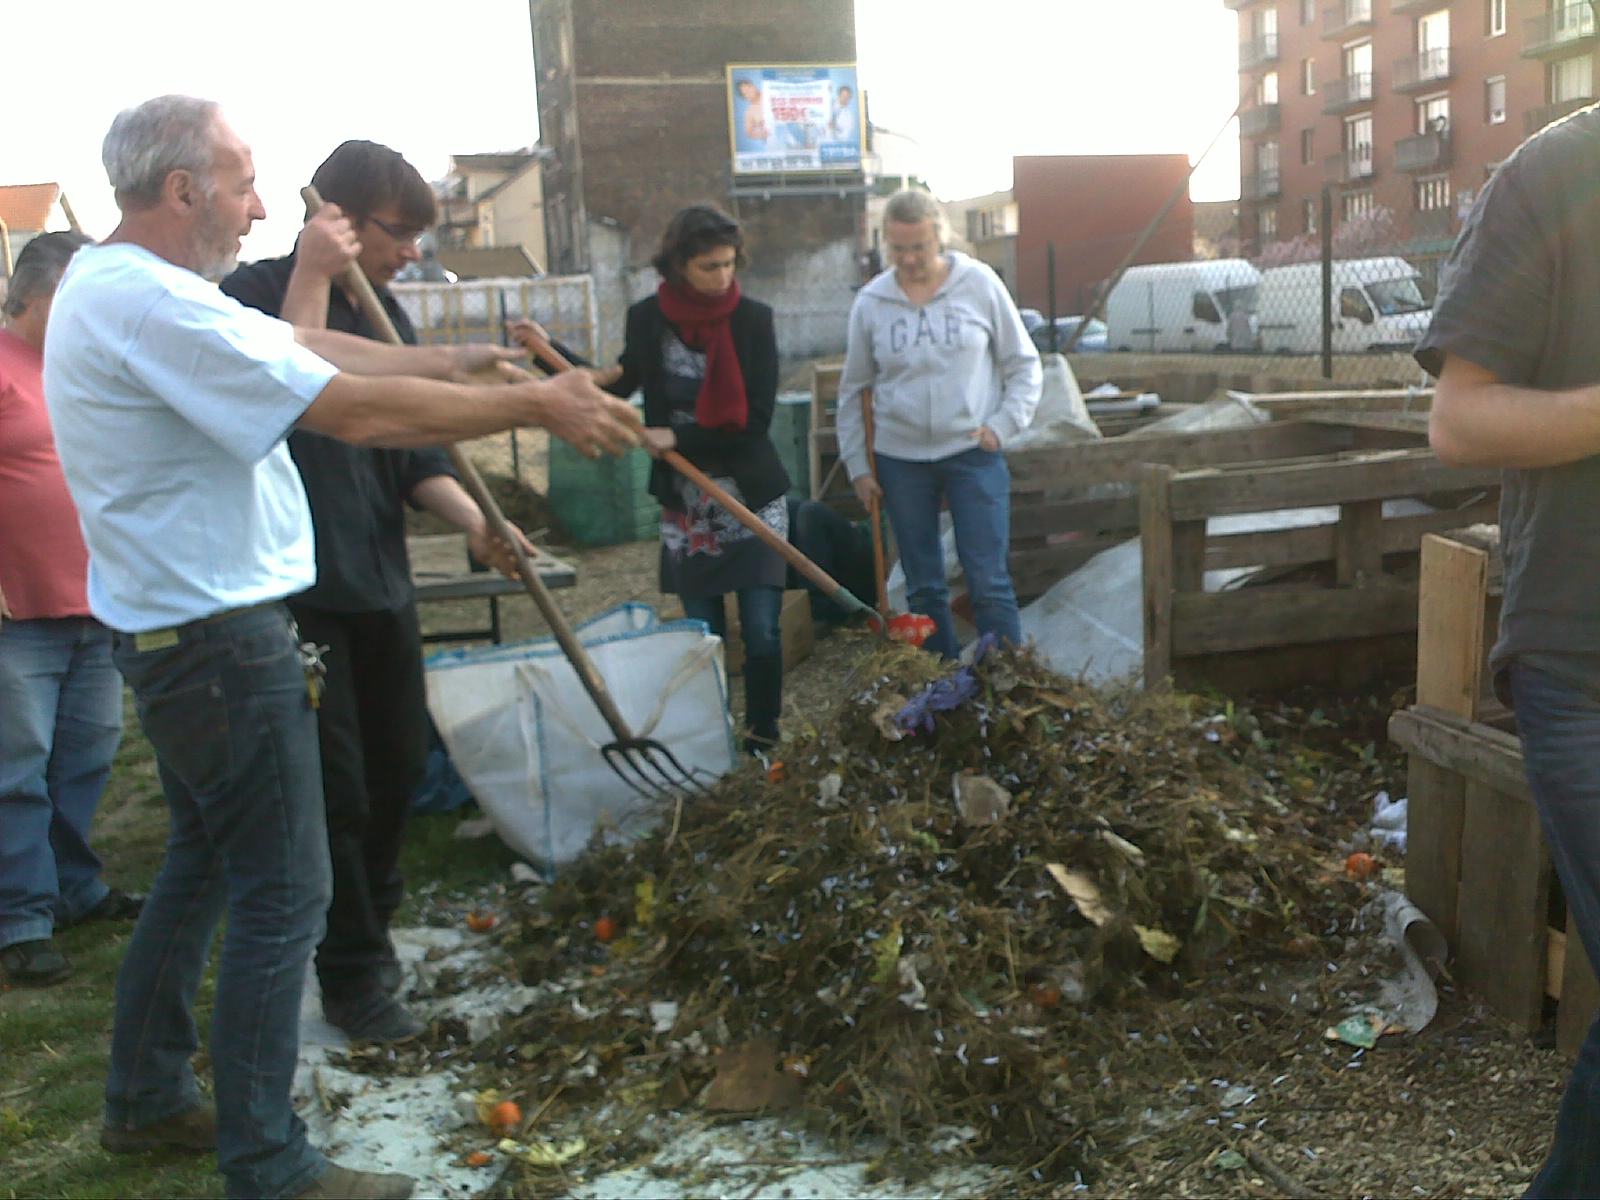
[861,389,889,615]
[512,325,881,621]
[300,186,636,741]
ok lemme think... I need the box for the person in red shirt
[0,231,138,987]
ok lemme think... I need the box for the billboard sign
[727,63,862,175]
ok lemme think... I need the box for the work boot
[293,1162,415,1199]
[743,654,783,756]
[324,991,425,1044]
[101,1103,217,1154]
[65,888,145,927]
[0,938,72,987]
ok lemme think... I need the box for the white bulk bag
[425,603,736,870]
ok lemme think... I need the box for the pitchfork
[301,186,706,801]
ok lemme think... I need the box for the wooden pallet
[1388,529,1600,1055]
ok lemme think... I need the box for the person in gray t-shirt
[1416,104,1600,1200]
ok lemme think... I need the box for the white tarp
[425,604,736,870]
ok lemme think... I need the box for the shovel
[301,186,706,801]
[860,390,935,648]
[509,327,886,629]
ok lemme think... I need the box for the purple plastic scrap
[893,635,999,735]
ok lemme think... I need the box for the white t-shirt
[44,243,338,632]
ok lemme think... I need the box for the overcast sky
[6,0,1240,257]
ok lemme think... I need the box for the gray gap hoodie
[836,251,1042,480]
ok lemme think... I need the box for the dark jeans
[875,446,1022,659]
[0,617,122,947]
[108,604,330,1198]
[1511,656,1600,1198]
[682,586,783,744]
[288,603,427,1005]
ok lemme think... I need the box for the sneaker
[100,1104,217,1154]
[0,938,72,987]
[324,993,425,1044]
[67,889,145,927]
[293,1162,415,1199]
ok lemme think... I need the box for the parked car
[1103,259,1261,353]
[1031,315,1106,354]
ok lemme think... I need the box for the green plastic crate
[548,441,658,547]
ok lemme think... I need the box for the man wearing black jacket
[221,141,527,1042]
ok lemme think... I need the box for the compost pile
[480,640,1401,1189]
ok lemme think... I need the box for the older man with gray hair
[0,230,142,991]
[44,95,641,1200]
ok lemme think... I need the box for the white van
[1103,259,1262,354]
[1257,257,1432,354]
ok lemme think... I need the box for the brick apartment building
[1227,0,1594,256]
[527,0,864,358]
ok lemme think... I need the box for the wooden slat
[1404,755,1466,948]
[1140,463,1176,689]
[1201,501,1500,571]
[1010,493,1139,540]
[1558,911,1600,1058]
[1173,520,1207,592]
[1248,388,1434,419]
[1170,583,1418,656]
[1334,499,1384,586]
[1455,778,1551,1031]
[1168,450,1501,520]
[1415,534,1490,720]
[1386,705,1530,800]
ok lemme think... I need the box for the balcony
[1240,103,1281,136]
[1394,47,1452,91]
[1395,129,1452,171]
[1524,4,1598,58]
[1240,33,1280,69]
[1241,168,1283,200]
[1324,0,1374,38]
[1323,72,1376,114]
[1525,94,1598,132]
[1325,148,1376,184]
[1391,0,1436,11]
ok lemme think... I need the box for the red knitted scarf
[657,279,747,431]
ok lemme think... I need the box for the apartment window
[1254,6,1278,39]
[1416,174,1452,211]
[1261,207,1279,241]
[1344,39,1373,83]
[1301,127,1316,163]
[1259,140,1281,174]
[1343,189,1375,221]
[1417,93,1451,134]
[1418,10,1450,56]
[1302,0,1316,24]
[1345,112,1374,175]
[1487,0,1506,37]
[1486,75,1507,124]
[1259,71,1280,105]
[1302,57,1316,95]
[1303,198,1318,235]
[1552,54,1595,104]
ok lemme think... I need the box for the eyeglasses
[367,215,426,245]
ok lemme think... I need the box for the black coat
[608,294,789,511]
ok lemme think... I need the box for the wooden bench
[408,533,576,645]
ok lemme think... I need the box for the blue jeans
[683,586,784,744]
[875,447,1022,659]
[107,605,331,1200]
[1510,656,1600,1199]
[0,617,122,948]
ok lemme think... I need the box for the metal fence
[390,274,600,361]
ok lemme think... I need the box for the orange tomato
[466,910,498,932]
[465,1150,493,1167]
[594,915,619,943]
[1344,851,1379,881]
[488,1099,522,1133]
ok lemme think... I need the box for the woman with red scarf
[595,206,788,753]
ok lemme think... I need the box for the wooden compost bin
[1137,444,1500,694]
[1389,529,1600,1056]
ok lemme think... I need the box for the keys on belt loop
[297,637,330,711]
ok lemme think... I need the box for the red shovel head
[887,613,936,647]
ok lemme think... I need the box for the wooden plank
[1404,754,1466,948]
[1455,778,1551,1031]
[1415,534,1490,719]
[1201,501,1499,571]
[1549,928,1567,1001]
[1386,705,1530,801]
[1010,493,1140,540]
[1170,583,1418,656]
[1007,421,1352,493]
[1334,499,1384,586]
[1558,910,1600,1058]
[1168,450,1502,520]
[1173,520,1207,593]
[1140,463,1176,689]
[1247,388,1434,419]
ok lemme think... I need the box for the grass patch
[3,690,513,1198]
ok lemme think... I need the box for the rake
[301,186,707,802]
